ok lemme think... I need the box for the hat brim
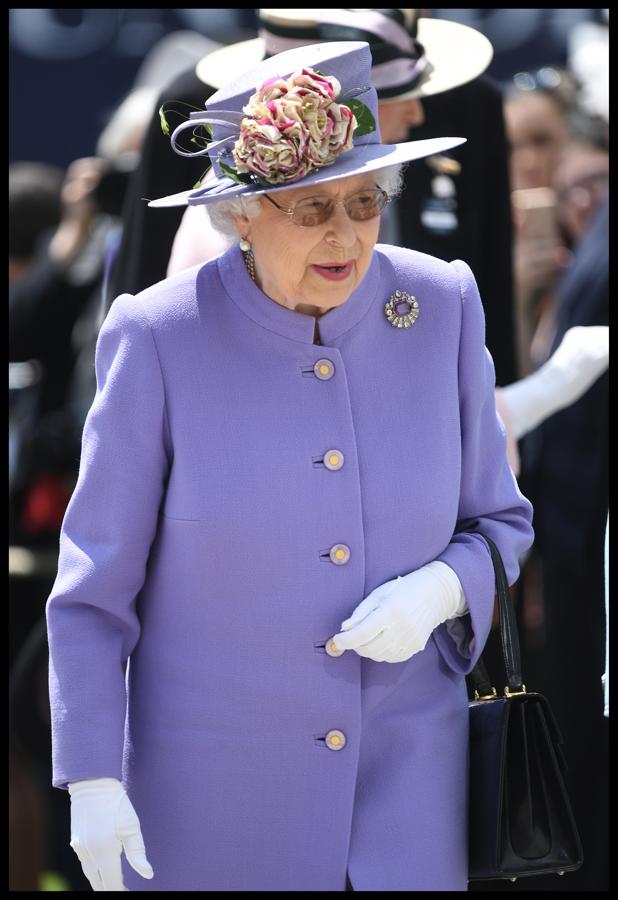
[148,136,466,208]
[391,18,493,102]
[195,18,492,101]
[195,37,265,89]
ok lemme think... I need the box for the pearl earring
[239,238,251,252]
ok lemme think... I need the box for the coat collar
[216,244,380,345]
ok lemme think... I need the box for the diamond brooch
[384,291,419,328]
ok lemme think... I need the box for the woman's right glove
[68,777,154,891]
[329,561,467,664]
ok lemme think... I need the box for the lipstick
[311,262,353,282]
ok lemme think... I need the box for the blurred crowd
[9,9,608,893]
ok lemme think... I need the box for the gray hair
[205,163,406,243]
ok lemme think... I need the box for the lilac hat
[148,41,465,208]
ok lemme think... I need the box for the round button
[314,358,335,380]
[323,449,344,471]
[325,729,346,751]
[329,544,350,565]
[326,638,345,657]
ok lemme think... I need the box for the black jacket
[397,75,517,387]
[106,67,215,303]
[521,196,609,569]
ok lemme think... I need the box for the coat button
[325,638,345,657]
[323,449,344,471]
[329,544,350,565]
[314,358,335,380]
[325,729,346,751]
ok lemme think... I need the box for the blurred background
[9,8,608,892]
[9,9,608,168]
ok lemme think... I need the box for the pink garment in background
[166,205,230,276]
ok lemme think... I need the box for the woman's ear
[231,213,251,241]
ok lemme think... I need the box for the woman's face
[505,92,569,191]
[554,142,609,244]
[378,98,425,142]
[233,172,382,318]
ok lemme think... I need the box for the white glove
[330,561,468,663]
[499,325,609,441]
[68,777,154,891]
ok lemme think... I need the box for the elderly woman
[164,8,494,278]
[46,41,533,892]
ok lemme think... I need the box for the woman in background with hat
[46,40,533,891]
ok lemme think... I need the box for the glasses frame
[263,187,391,228]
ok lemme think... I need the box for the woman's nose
[513,146,544,189]
[325,201,357,243]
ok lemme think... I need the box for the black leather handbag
[467,535,584,882]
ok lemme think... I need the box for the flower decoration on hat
[160,66,376,190]
[232,68,357,185]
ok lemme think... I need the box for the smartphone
[511,187,558,242]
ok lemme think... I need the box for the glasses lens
[513,67,562,93]
[290,189,388,226]
[293,197,334,227]
[346,189,388,220]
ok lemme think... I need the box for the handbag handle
[469,535,526,698]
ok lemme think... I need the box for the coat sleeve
[45,293,171,789]
[433,258,534,674]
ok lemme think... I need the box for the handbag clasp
[474,686,498,701]
[504,684,527,697]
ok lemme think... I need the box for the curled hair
[373,163,406,200]
[205,193,263,243]
[205,163,406,243]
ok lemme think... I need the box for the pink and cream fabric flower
[232,67,358,185]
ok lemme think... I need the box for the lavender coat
[46,244,533,891]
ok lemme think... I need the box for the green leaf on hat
[159,100,206,138]
[219,162,254,185]
[346,99,376,137]
[159,104,171,136]
[193,167,211,190]
[189,123,213,151]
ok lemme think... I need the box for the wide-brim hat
[149,41,465,209]
[196,10,493,103]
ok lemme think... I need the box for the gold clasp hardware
[557,871,566,876]
[474,686,498,701]
[504,684,527,697]
[509,876,518,882]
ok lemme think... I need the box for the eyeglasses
[512,67,564,93]
[510,67,578,111]
[556,170,609,203]
[263,187,390,227]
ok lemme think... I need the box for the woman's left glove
[330,561,468,663]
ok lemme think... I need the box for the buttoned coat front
[46,244,533,891]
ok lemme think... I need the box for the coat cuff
[432,536,495,675]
